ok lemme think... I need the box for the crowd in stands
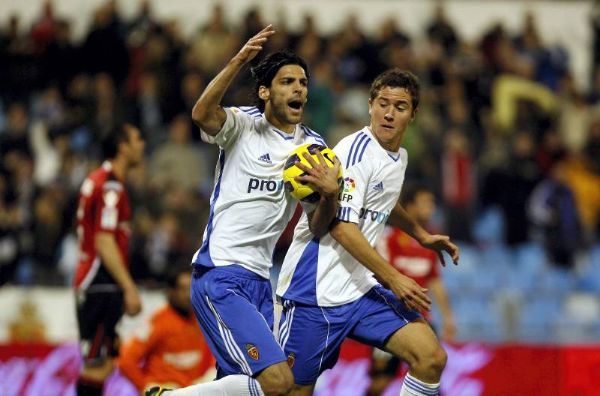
[1,0,599,290]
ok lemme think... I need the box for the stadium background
[0,0,599,394]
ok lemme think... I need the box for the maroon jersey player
[377,184,456,339]
[74,123,145,396]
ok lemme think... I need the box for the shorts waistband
[192,264,267,280]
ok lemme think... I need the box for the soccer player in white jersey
[276,69,460,396]
[147,26,341,396]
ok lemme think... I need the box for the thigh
[350,285,421,349]
[191,268,286,378]
[278,300,349,385]
[76,291,124,365]
[384,318,442,366]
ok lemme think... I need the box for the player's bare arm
[428,278,456,341]
[296,151,341,236]
[191,25,276,135]
[389,201,460,266]
[95,232,142,315]
[330,220,432,312]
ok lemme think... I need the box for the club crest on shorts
[246,344,259,360]
[287,353,295,368]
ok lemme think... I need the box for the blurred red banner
[1,341,599,396]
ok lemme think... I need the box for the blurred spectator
[482,132,541,246]
[426,1,459,55]
[529,161,581,268]
[0,173,20,285]
[560,155,600,242]
[8,298,47,342]
[119,268,215,392]
[30,0,58,54]
[186,4,237,77]
[0,103,32,161]
[82,4,129,85]
[441,128,475,241]
[150,114,206,192]
[128,71,166,150]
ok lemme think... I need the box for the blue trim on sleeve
[194,149,226,267]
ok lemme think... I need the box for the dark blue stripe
[388,153,400,162]
[250,377,259,396]
[239,106,262,118]
[357,138,371,164]
[350,134,368,167]
[302,125,326,145]
[195,149,226,267]
[272,129,294,140]
[346,132,365,168]
[282,237,320,305]
[405,376,439,395]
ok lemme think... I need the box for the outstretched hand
[233,25,276,65]
[419,234,460,266]
[294,151,341,199]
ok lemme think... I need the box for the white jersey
[277,127,408,306]
[192,106,326,279]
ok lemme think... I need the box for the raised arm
[388,201,460,266]
[329,220,432,312]
[191,25,276,135]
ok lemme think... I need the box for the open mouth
[288,100,303,112]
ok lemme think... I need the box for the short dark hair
[164,266,191,289]
[101,124,130,159]
[250,50,310,112]
[370,69,420,114]
[400,183,432,206]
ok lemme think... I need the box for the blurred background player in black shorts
[73,123,145,395]
[369,184,456,395]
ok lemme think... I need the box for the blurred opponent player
[378,184,456,340]
[147,25,340,396]
[73,123,145,395]
[368,184,456,395]
[277,69,459,396]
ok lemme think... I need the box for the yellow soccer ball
[283,143,342,203]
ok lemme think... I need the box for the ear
[368,98,373,115]
[258,86,270,101]
[411,107,419,122]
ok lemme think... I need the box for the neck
[109,157,127,182]
[368,126,402,152]
[265,109,295,134]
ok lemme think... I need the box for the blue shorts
[191,265,287,378]
[278,285,421,385]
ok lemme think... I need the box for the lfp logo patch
[343,177,356,193]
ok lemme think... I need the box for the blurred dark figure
[426,1,459,55]
[591,0,600,84]
[528,162,581,268]
[44,19,79,92]
[0,173,20,285]
[482,132,541,246]
[82,4,129,85]
[442,129,474,241]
